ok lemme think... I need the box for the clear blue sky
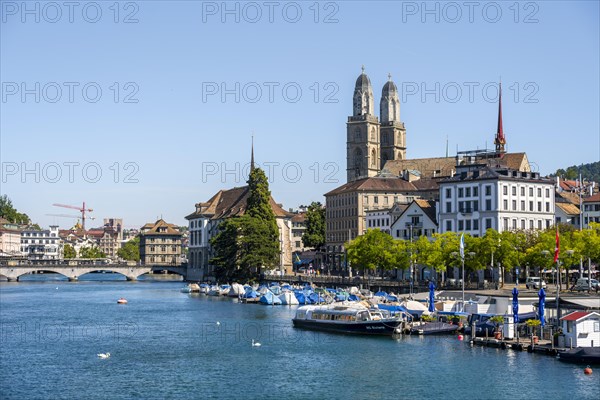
[1,0,599,229]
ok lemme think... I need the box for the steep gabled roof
[140,219,182,236]
[187,186,292,220]
[414,199,438,224]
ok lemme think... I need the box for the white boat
[207,285,220,296]
[218,285,231,296]
[228,283,245,297]
[279,291,299,305]
[199,284,210,294]
[292,303,408,335]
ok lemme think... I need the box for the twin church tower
[347,67,407,182]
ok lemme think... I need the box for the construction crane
[52,202,93,231]
[46,214,96,229]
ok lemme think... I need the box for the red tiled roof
[560,311,596,321]
[583,193,600,203]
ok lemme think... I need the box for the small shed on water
[560,311,600,348]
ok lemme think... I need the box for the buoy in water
[584,366,592,375]
[457,334,464,341]
[117,298,127,304]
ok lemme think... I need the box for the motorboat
[279,291,299,305]
[228,283,245,297]
[292,303,408,336]
[117,298,127,304]
[558,347,600,364]
[259,290,282,305]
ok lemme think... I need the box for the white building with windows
[366,208,393,234]
[21,226,62,260]
[582,193,600,228]
[391,199,438,240]
[438,156,555,236]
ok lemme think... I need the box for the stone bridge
[0,263,187,282]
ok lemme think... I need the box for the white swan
[216,321,221,326]
[251,339,261,347]
[97,352,111,359]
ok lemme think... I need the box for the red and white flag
[553,228,560,263]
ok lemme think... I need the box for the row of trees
[63,238,140,260]
[346,224,600,284]
[63,244,107,259]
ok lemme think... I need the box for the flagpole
[554,226,561,321]
[460,233,465,312]
[462,257,465,312]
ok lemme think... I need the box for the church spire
[494,82,506,153]
[250,134,255,171]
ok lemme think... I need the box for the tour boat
[117,298,128,304]
[292,303,408,336]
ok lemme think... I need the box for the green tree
[346,229,400,276]
[302,202,326,249]
[63,244,76,259]
[79,246,106,259]
[118,237,140,261]
[210,167,280,282]
[0,195,31,225]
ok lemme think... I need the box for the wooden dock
[471,337,567,355]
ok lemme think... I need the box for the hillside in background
[552,161,600,183]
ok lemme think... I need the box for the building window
[458,220,464,231]
[446,221,452,231]
[512,186,516,196]
[521,201,525,211]
[459,201,464,212]
[537,188,542,197]
[512,200,517,211]
[473,200,479,212]
[446,202,452,213]
[545,202,550,212]
[503,200,508,210]
[545,188,550,198]
[504,218,509,230]
[512,219,517,229]
[465,220,471,230]
[396,229,400,237]
[446,188,451,199]
[485,185,491,196]
[529,201,534,211]
[530,220,534,230]
[485,219,492,230]
[466,188,471,197]
[458,188,464,198]
[529,187,534,196]
[538,202,542,212]
[538,220,542,230]
[473,187,478,196]
[521,187,525,196]
[374,196,379,204]
[503,186,508,195]
[521,220,526,230]
[485,199,492,211]
[473,219,479,230]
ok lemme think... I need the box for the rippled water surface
[1,274,598,399]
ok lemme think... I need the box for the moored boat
[292,303,408,336]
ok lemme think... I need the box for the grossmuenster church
[347,67,407,182]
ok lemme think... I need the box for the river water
[1,274,598,400]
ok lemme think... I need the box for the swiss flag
[553,228,560,263]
